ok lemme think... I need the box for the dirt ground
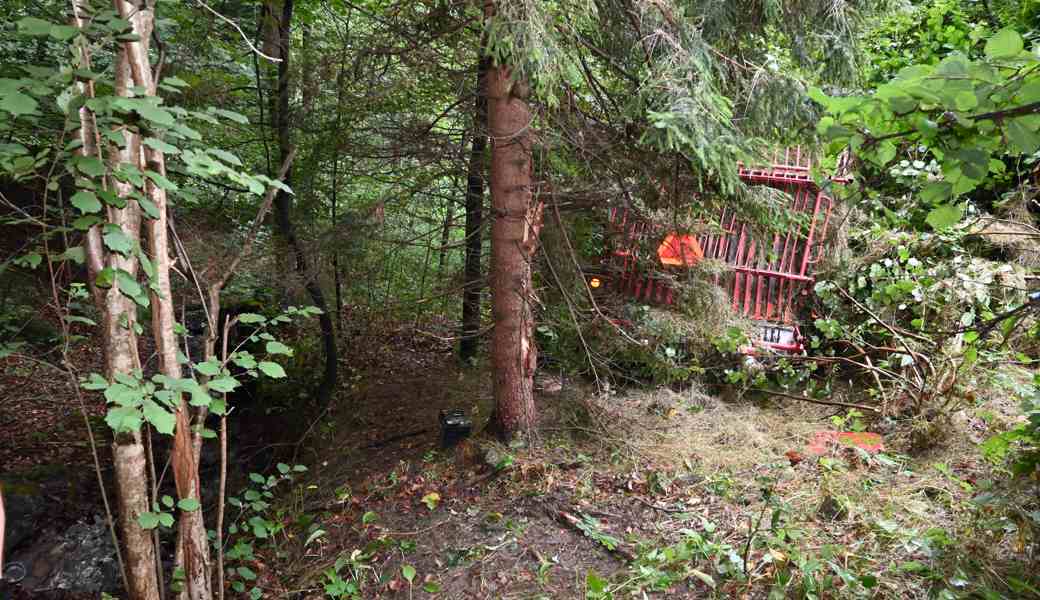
[4,326,1039,599]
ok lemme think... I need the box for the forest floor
[3,323,1039,599]
[240,340,1040,599]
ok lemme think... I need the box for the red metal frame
[605,148,845,353]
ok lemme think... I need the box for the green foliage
[815,28,1040,231]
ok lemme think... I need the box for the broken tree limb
[751,388,879,413]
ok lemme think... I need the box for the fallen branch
[554,510,637,562]
[751,388,879,413]
[359,428,430,450]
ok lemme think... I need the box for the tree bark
[486,44,542,440]
[73,2,160,598]
[270,0,338,405]
[460,55,490,364]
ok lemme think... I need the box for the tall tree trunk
[485,37,542,440]
[460,55,490,364]
[115,2,213,597]
[73,2,160,598]
[270,0,338,405]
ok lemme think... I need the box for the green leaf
[58,246,85,265]
[422,582,442,593]
[70,191,102,214]
[920,182,953,206]
[103,227,133,254]
[985,28,1024,59]
[237,313,266,324]
[207,376,239,393]
[211,108,249,124]
[265,341,293,356]
[116,270,147,306]
[194,359,222,376]
[49,25,80,41]
[73,215,101,231]
[138,511,161,530]
[401,565,416,584]
[926,204,964,231]
[106,405,142,433]
[143,137,179,155]
[75,156,107,178]
[158,512,174,528]
[17,17,55,36]
[954,91,978,111]
[142,398,174,435]
[362,511,379,524]
[1008,119,1040,154]
[237,566,257,581]
[95,267,115,289]
[177,497,200,512]
[586,569,607,594]
[691,568,717,589]
[257,361,286,378]
[2,92,38,117]
[136,104,175,127]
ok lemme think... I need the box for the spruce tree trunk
[460,56,490,363]
[270,0,338,405]
[486,57,541,440]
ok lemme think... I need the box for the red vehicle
[597,148,848,353]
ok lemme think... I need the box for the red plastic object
[605,148,846,353]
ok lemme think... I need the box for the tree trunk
[486,53,542,440]
[115,2,213,596]
[270,0,338,405]
[460,56,490,364]
[73,2,160,597]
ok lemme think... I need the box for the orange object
[657,233,704,267]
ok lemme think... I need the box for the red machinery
[605,148,847,353]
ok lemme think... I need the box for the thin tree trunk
[460,55,490,363]
[438,191,454,273]
[115,2,212,597]
[271,0,337,405]
[485,14,542,440]
[73,3,159,597]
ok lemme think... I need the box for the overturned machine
[596,148,848,353]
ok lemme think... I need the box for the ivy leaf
[59,246,85,265]
[926,203,964,231]
[237,566,257,581]
[49,24,80,41]
[142,398,174,435]
[237,313,266,324]
[401,565,416,584]
[70,191,102,214]
[158,512,174,528]
[95,267,115,288]
[257,361,286,378]
[985,28,1024,59]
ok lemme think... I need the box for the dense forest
[2,0,1040,598]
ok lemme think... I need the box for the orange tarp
[657,233,704,267]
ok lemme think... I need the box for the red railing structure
[606,148,847,353]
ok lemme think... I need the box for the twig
[751,387,879,413]
[196,0,282,62]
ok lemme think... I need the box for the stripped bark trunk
[270,0,338,405]
[485,21,542,440]
[460,55,490,363]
